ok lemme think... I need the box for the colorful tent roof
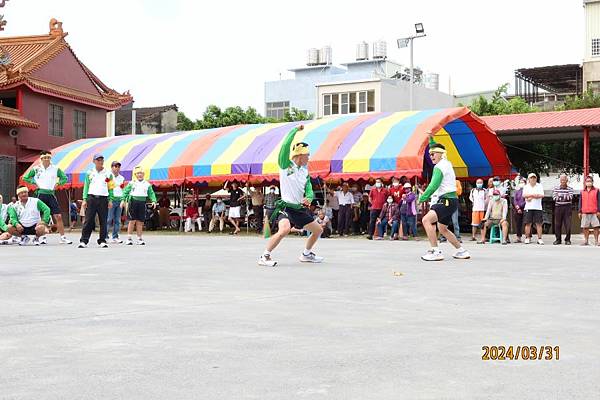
[26,107,512,188]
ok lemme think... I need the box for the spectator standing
[158,192,171,229]
[400,183,418,240]
[469,178,487,241]
[264,185,278,222]
[389,177,403,204]
[326,186,340,232]
[552,174,574,245]
[336,183,354,236]
[512,177,527,243]
[359,193,370,234]
[578,175,600,246]
[523,173,545,245]
[201,194,213,231]
[367,178,388,240]
[249,186,265,233]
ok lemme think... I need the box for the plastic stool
[489,224,502,244]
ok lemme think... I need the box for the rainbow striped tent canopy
[28,107,512,188]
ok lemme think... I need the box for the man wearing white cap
[121,166,157,245]
[78,154,114,248]
[522,172,545,245]
[418,139,470,261]
[22,150,72,244]
[7,186,51,245]
[258,125,324,267]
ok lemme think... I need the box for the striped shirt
[552,185,573,206]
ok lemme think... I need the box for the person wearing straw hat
[22,150,72,244]
[418,138,471,261]
[78,154,114,248]
[259,125,324,267]
[121,166,157,245]
[7,186,51,245]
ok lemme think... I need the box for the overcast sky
[5,0,584,119]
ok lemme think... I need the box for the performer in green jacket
[121,166,157,246]
[7,186,51,246]
[418,137,470,262]
[258,125,324,267]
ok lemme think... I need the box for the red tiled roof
[481,108,600,132]
[0,19,132,110]
[0,104,39,128]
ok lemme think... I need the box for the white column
[131,109,136,135]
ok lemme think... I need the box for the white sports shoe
[19,236,30,246]
[113,238,123,244]
[537,238,544,245]
[39,236,48,245]
[59,236,72,244]
[78,242,87,248]
[524,238,531,244]
[453,249,471,259]
[32,237,40,246]
[421,249,444,261]
[125,238,133,246]
[258,254,277,267]
[0,239,8,245]
[299,252,324,263]
[136,239,146,246]
[11,236,20,244]
[99,242,108,248]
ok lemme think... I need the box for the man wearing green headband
[258,125,324,267]
[418,138,471,261]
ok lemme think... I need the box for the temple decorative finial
[49,18,64,37]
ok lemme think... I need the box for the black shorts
[431,197,458,226]
[523,209,543,225]
[22,225,38,235]
[38,193,61,215]
[128,200,147,221]
[276,207,315,229]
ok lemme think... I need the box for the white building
[583,0,600,92]
[264,44,455,119]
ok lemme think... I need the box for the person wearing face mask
[479,189,509,245]
[512,176,527,243]
[552,174,574,245]
[488,176,507,198]
[264,185,279,222]
[209,197,226,233]
[469,178,488,241]
[259,125,324,266]
[523,173,545,245]
[336,183,354,236]
[389,177,403,204]
[400,183,418,240]
[376,196,400,240]
[578,175,600,246]
[367,178,388,239]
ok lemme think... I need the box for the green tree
[176,112,196,131]
[283,108,313,122]
[466,83,537,116]
[556,89,600,110]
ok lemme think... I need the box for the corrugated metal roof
[482,108,600,132]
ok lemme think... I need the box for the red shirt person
[367,178,388,239]
[389,177,404,204]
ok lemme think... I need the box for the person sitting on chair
[479,190,509,245]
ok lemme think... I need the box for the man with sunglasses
[22,150,72,244]
[418,138,471,261]
[259,125,324,267]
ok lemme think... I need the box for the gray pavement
[0,232,599,399]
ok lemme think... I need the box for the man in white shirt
[7,186,51,245]
[336,183,354,236]
[522,173,545,245]
[78,154,114,248]
[469,178,488,241]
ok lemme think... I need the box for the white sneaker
[19,236,30,246]
[113,238,123,244]
[125,238,133,246]
[39,236,48,245]
[32,237,40,246]
[78,242,87,248]
[0,239,8,245]
[421,249,444,261]
[299,252,324,263]
[453,249,471,259]
[136,239,145,245]
[258,254,277,267]
[99,242,108,248]
[537,239,544,245]
[11,236,20,244]
[524,238,531,244]
[59,236,72,244]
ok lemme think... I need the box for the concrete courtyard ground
[0,232,598,399]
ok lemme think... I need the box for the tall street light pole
[397,23,426,111]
